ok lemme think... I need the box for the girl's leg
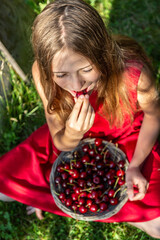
[128,217,160,239]
[0,193,43,220]
[26,206,44,220]
[0,192,15,202]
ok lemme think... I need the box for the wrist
[64,127,84,141]
[129,157,144,169]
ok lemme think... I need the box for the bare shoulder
[32,61,48,108]
[137,67,159,113]
[32,61,64,134]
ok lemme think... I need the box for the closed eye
[56,74,66,78]
[82,68,93,73]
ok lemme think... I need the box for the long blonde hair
[32,0,154,126]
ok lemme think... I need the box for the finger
[131,192,145,201]
[126,181,134,201]
[35,209,44,220]
[77,95,90,124]
[69,96,84,121]
[83,104,93,129]
[88,106,95,128]
[131,181,148,201]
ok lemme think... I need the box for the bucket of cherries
[50,138,129,221]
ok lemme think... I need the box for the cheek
[89,72,101,82]
[53,77,66,88]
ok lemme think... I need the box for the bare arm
[126,68,160,200]
[32,61,95,151]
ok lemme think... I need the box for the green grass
[0,0,160,239]
[0,201,157,240]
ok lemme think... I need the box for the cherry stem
[84,162,95,166]
[103,149,109,160]
[81,185,101,192]
[101,145,108,154]
[100,187,111,198]
[89,143,92,149]
[113,177,119,190]
[53,190,59,196]
[113,187,121,198]
[94,144,98,154]
[70,159,77,169]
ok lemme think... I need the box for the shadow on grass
[108,0,160,73]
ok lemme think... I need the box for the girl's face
[51,48,101,97]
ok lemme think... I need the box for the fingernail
[85,94,89,99]
[79,95,84,99]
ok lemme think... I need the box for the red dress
[0,63,160,223]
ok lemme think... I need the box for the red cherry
[90,204,98,212]
[109,161,116,168]
[70,169,79,178]
[79,192,87,198]
[61,172,69,180]
[118,160,125,168]
[108,179,116,186]
[96,162,104,169]
[75,89,87,98]
[86,199,93,207]
[100,202,108,211]
[75,160,83,168]
[72,184,78,191]
[80,171,87,178]
[71,193,78,201]
[87,193,93,199]
[65,198,72,206]
[72,204,78,211]
[105,171,114,180]
[82,155,90,163]
[74,187,82,195]
[65,188,71,195]
[97,145,103,152]
[62,181,68,188]
[63,163,70,170]
[88,149,95,157]
[108,189,115,198]
[97,170,104,176]
[118,178,125,186]
[93,176,101,185]
[86,167,92,175]
[95,138,103,147]
[82,145,89,153]
[95,153,103,161]
[68,177,75,184]
[102,194,109,202]
[78,179,86,188]
[79,206,88,213]
[110,197,118,205]
[55,176,62,184]
[56,164,64,173]
[116,169,125,177]
[59,193,66,200]
[91,190,99,199]
[86,179,92,187]
[95,198,101,204]
[78,198,85,206]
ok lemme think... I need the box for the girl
[0,0,160,238]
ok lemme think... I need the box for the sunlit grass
[0,0,159,239]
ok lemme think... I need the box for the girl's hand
[65,94,95,137]
[125,166,149,201]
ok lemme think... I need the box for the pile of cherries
[54,138,126,215]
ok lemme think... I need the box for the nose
[70,73,84,91]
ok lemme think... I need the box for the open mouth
[73,88,88,98]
